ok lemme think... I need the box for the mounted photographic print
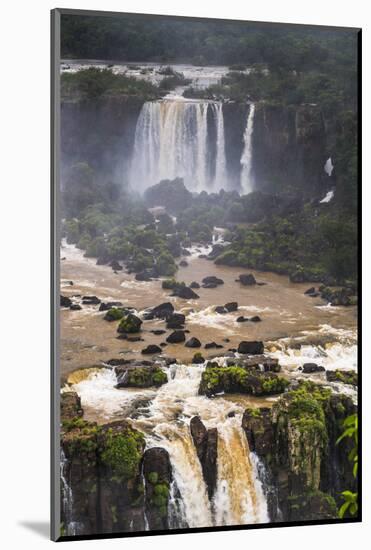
[51,8,361,541]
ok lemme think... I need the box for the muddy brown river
[60,240,357,379]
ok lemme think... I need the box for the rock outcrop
[190,416,218,499]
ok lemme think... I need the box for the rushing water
[240,103,255,193]
[130,99,228,193]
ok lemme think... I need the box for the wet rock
[320,286,356,306]
[227,355,280,373]
[302,363,325,373]
[99,301,123,312]
[179,260,188,267]
[115,365,167,388]
[326,369,358,386]
[70,303,82,311]
[82,295,101,305]
[202,276,224,286]
[135,269,153,281]
[304,287,316,295]
[190,416,218,499]
[61,295,72,307]
[166,312,186,329]
[142,447,172,531]
[160,342,167,347]
[199,365,288,397]
[250,315,262,322]
[238,341,264,355]
[117,313,142,334]
[172,286,199,299]
[202,282,218,288]
[204,342,224,349]
[104,308,128,322]
[238,273,256,285]
[109,260,123,271]
[166,330,186,344]
[190,281,200,289]
[185,337,202,348]
[151,302,174,319]
[236,316,248,322]
[224,302,238,312]
[142,345,163,355]
[215,306,227,314]
[192,352,205,364]
[61,391,83,421]
[207,244,225,260]
[241,382,356,522]
[151,329,166,336]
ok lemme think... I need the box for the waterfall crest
[130,100,227,193]
[240,103,255,194]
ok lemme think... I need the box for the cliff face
[61,97,334,197]
[61,96,144,186]
[242,385,357,522]
[252,102,333,197]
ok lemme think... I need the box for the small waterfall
[130,100,227,193]
[70,364,270,530]
[60,449,82,536]
[213,103,227,190]
[213,421,269,526]
[240,103,255,194]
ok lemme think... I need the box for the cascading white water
[130,100,227,193]
[240,103,255,194]
[60,449,82,536]
[212,103,227,191]
[70,363,270,529]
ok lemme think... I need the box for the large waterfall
[240,104,255,194]
[130,100,227,193]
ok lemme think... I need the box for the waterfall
[70,363,270,530]
[213,103,227,191]
[240,103,255,194]
[60,449,82,536]
[130,100,227,193]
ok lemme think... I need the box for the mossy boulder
[104,307,126,322]
[199,364,289,397]
[99,422,145,482]
[115,365,167,388]
[326,369,357,386]
[142,447,173,530]
[117,313,142,334]
[61,391,83,421]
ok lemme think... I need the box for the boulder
[204,342,224,349]
[104,308,127,322]
[151,329,166,336]
[135,270,153,281]
[179,260,188,267]
[238,273,256,285]
[326,369,358,386]
[70,303,82,311]
[166,312,186,329]
[192,352,205,364]
[207,244,225,260]
[250,315,262,322]
[115,365,167,388]
[82,295,101,305]
[61,391,83,421]
[117,313,142,334]
[202,282,218,289]
[238,341,264,355]
[109,260,123,271]
[190,281,200,289]
[224,302,238,312]
[215,306,227,314]
[166,330,186,344]
[185,337,202,348]
[302,363,325,374]
[236,316,248,322]
[151,302,174,319]
[202,276,224,286]
[172,286,199,299]
[142,345,163,355]
[61,295,72,307]
[99,301,123,312]
[304,287,316,295]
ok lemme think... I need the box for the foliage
[337,414,358,518]
[101,427,144,481]
[61,68,160,101]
